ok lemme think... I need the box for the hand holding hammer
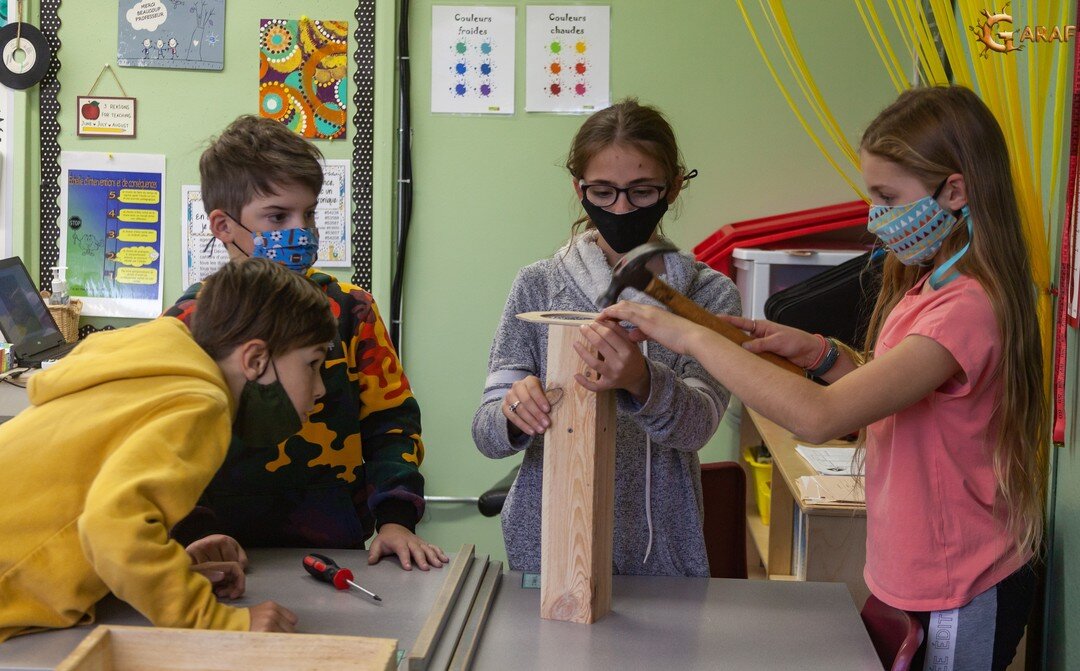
[598,241,804,376]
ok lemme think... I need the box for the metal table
[0,548,880,670]
[0,377,30,418]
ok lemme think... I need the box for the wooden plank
[746,509,769,567]
[447,561,503,671]
[55,626,112,671]
[406,544,476,671]
[57,625,397,671]
[805,514,869,609]
[746,408,869,602]
[767,460,795,577]
[540,323,616,624]
[427,554,489,671]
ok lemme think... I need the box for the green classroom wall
[399,0,901,572]
[14,0,396,305]
[8,2,1079,665]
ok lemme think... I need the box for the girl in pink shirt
[603,85,1046,671]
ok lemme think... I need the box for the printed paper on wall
[117,0,225,71]
[59,152,165,319]
[526,6,610,113]
[431,6,515,114]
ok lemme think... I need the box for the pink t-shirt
[863,273,1028,612]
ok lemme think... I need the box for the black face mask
[233,360,302,446]
[581,198,668,254]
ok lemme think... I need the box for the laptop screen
[0,257,65,355]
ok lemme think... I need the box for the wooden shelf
[740,404,869,608]
[746,509,769,568]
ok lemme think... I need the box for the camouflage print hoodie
[166,268,425,548]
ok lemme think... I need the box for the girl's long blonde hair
[860,85,1048,558]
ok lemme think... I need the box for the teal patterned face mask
[867,179,972,289]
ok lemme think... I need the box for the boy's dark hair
[199,115,324,215]
[192,258,336,360]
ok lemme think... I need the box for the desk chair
[478,465,520,517]
[860,594,924,671]
[700,461,748,579]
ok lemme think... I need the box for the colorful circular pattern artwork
[259,18,348,140]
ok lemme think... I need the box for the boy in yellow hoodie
[0,257,337,641]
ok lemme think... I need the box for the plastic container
[49,266,69,305]
[732,247,866,319]
[743,446,772,526]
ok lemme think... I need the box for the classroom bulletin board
[30,0,377,333]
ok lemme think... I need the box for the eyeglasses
[579,181,667,209]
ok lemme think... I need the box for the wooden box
[56,625,398,671]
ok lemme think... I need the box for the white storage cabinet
[732,247,866,320]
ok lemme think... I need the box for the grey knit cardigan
[471,232,742,576]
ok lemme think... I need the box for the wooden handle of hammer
[644,277,805,376]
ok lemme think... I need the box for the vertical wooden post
[540,322,616,624]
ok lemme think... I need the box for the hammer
[599,241,804,376]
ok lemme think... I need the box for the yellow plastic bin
[743,446,772,526]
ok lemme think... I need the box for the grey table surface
[0,547,881,670]
[0,377,30,417]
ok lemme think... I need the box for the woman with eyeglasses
[471,98,741,577]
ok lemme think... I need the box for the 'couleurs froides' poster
[431,6,515,115]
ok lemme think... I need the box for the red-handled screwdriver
[302,553,382,601]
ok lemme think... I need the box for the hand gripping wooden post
[517,311,616,624]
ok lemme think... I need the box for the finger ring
[750,319,757,332]
[509,401,520,414]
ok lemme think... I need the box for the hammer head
[598,240,679,308]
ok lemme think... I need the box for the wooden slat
[55,626,112,671]
[427,554,489,671]
[540,324,616,624]
[447,560,503,671]
[406,544,476,670]
[56,625,397,671]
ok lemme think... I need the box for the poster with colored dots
[430,6,515,114]
[526,6,610,113]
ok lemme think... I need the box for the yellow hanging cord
[734,0,867,199]
[854,0,907,92]
[756,0,860,168]
[884,0,916,57]
[763,0,861,167]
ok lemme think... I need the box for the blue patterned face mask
[867,179,972,289]
[251,227,320,273]
[226,212,319,273]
